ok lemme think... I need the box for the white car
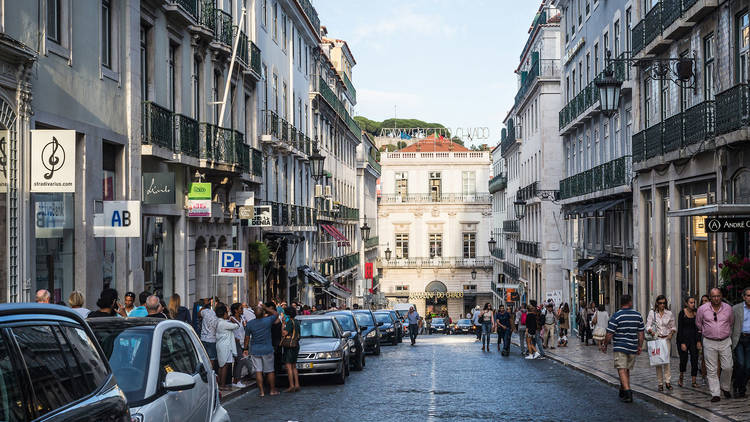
[88,317,230,422]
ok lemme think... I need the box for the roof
[396,133,470,152]
[322,37,357,65]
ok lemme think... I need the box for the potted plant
[719,253,750,304]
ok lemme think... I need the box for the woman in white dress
[215,303,240,389]
[591,304,609,349]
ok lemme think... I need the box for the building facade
[489,145,511,307]
[377,135,494,320]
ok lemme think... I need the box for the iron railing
[365,236,379,249]
[142,101,174,149]
[174,113,200,157]
[503,220,519,233]
[252,148,263,177]
[379,193,491,204]
[517,182,538,201]
[250,42,262,76]
[644,122,663,160]
[491,248,505,260]
[321,253,359,277]
[644,3,662,47]
[170,0,198,20]
[684,100,715,145]
[488,174,507,194]
[631,19,645,57]
[715,84,749,135]
[503,262,520,280]
[517,241,540,258]
[379,257,493,269]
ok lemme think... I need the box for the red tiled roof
[397,134,470,152]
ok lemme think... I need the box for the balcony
[250,42,262,77]
[296,0,320,37]
[340,71,356,104]
[517,241,540,258]
[365,236,379,250]
[491,248,505,260]
[260,110,309,156]
[503,262,520,280]
[383,151,489,161]
[715,84,749,135]
[165,0,199,24]
[559,61,630,132]
[379,257,493,269]
[501,121,518,156]
[321,253,358,277]
[488,174,507,194]
[174,114,201,158]
[316,77,362,139]
[517,182,538,201]
[252,148,263,177]
[261,201,317,227]
[316,202,359,222]
[503,220,519,233]
[142,101,173,150]
[237,30,249,65]
[367,153,381,174]
[559,156,632,200]
[515,59,560,107]
[379,193,491,204]
[630,0,718,58]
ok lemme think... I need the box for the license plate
[296,362,313,369]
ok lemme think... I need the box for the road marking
[428,345,437,422]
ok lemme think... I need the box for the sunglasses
[657,301,666,305]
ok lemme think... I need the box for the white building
[489,144,512,307]
[377,135,494,320]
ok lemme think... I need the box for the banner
[0,130,8,193]
[705,217,750,233]
[364,262,373,279]
[188,199,211,217]
[30,130,76,192]
[93,201,141,237]
[142,172,175,204]
[188,182,211,199]
[250,205,272,226]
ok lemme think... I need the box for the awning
[297,265,329,287]
[578,255,605,272]
[565,198,626,218]
[667,204,750,217]
[320,224,350,246]
[325,283,352,300]
[320,224,343,246]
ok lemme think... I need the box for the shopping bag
[647,339,670,366]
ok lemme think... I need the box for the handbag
[280,320,299,348]
[647,338,670,366]
[592,326,607,341]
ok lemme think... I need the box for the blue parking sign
[218,250,245,276]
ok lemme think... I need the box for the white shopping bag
[647,339,670,366]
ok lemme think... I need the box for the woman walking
[524,305,539,359]
[646,295,676,391]
[230,303,252,388]
[676,296,700,388]
[591,304,609,349]
[68,291,90,319]
[480,303,495,352]
[215,303,240,390]
[558,303,570,347]
[167,293,192,323]
[281,306,301,392]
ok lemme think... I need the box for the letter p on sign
[218,250,245,276]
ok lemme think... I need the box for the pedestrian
[407,306,421,345]
[578,301,592,345]
[677,296,700,388]
[128,291,150,317]
[542,302,557,349]
[214,303,240,389]
[243,303,281,397]
[699,293,711,383]
[123,292,136,315]
[558,303,570,347]
[480,303,495,352]
[472,306,482,341]
[696,288,734,402]
[88,288,127,318]
[495,304,511,355]
[525,304,540,359]
[35,289,51,303]
[600,294,644,403]
[515,305,528,356]
[731,287,750,398]
[167,293,191,323]
[145,295,166,318]
[267,301,284,375]
[229,303,251,388]
[533,301,546,358]
[200,299,219,370]
[243,302,257,323]
[281,305,301,393]
[592,304,610,349]
[68,291,90,319]
[646,295,676,392]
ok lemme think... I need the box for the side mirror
[377,322,384,326]
[163,371,195,392]
[341,331,351,338]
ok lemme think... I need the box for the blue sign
[218,250,245,276]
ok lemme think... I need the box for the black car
[429,317,448,334]
[373,311,399,346]
[351,309,381,355]
[0,303,130,421]
[328,310,366,371]
[379,309,404,342]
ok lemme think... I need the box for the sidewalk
[220,379,257,403]
[513,335,749,422]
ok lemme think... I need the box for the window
[168,45,176,111]
[603,32,609,58]
[463,233,476,258]
[626,8,632,53]
[140,25,149,101]
[282,15,287,51]
[193,58,201,120]
[572,69,576,94]
[273,3,278,41]
[462,171,476,195]
[160,328,199,378]
[262,0,267,27]
[585,0,590,15]
[47,0,61,43]
[429,171,441,201]
[395,285,409,291]
[644,76,652,127]
[0,334,27,421]
[463,284,477,291]
[429,234,442,258]
[282,81,288,118]
[586,53,591,84]
[614,113,621,158]
[395,233,409,259]
[272,73,278,113]
[739,12,750,83]
[395,172,408,198]
[603,119,609,161]
[101,0,111,68]
[660,79,670,120]
[704,33,715,100]
[614,20,620,58]
[213,72,220,124]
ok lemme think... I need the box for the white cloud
[351,5,458,45]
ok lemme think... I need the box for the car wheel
[335,362,346,385]
[353,352,364,371]
[374,344,381,356]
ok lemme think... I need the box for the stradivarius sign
[30,130,76,192]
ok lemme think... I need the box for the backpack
[520,312,527,325]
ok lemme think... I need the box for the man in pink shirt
[696,288,735,402]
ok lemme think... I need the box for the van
[393,303,416,319]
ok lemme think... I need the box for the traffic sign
[217,250,245,276]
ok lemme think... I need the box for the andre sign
[218,250,245,277]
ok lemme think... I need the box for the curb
[510,339,731,422]
[220,380,257,403]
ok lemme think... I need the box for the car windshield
[432,318,444,324]
[333,315,356,332]
[458,319,471,325]
[354,312,375,327]
[299,319,337,338]
[374,313,392,324]
[91,326,153,403]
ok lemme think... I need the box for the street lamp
[488,237,497,252]
[471,268,477,280]
[596,51,623,117]
[514,199,527,220]
[384,247,392,260]
[309,140,326,182]
[360,219,371,241]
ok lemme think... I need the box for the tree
[396,141,407,149]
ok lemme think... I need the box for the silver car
[89,318,230,422]
[294,315,352,384]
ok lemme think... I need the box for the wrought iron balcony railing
[169,0,198,20]
[365,236,379,249]
[503,220,519,233]
[559,156,632,199]
[174,113,201,158]
[321,253,359,277]
[503,262,520,280]
[517,240,540,258]
[379,257,493,269]
[379,193,491,204]
[488,173,507,194]
[142,101,173,149]
[491,248,505,260]
[517,182,538,201]
[715,84,749,135]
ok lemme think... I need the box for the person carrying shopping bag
[646,295,676,392]
[592,304,609,348]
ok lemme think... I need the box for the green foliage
[248,242,270,266]
[451,137,464,146]
[397,141,407,149]
[354,116,450,138]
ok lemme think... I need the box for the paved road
[225,334,684,422]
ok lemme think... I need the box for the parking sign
[217,250,245,276]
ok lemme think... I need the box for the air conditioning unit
[315,184,323,197]
[324,185,332,197]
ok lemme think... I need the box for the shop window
[34,192,75,303]
[102,142,118,289]
[143,216,174,297]
[679,180,717,300]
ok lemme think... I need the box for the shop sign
[364,262,373,279]
[188,182,211,200]
[408,291,464,300]
[30,130,76,192]
[187,199,211,217]
[236,191,254,206]
[249,205,272,226]
[142,172,175,204]
[705,217,750,233]
[35,200,72,238]
[93,201,141,237]
[217,250,245,276]
[0,130,7,193]
[238,206,254,220]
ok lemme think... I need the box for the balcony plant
[248,241,270,266]
[719,253,750,304]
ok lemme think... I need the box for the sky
[313,0,543,147]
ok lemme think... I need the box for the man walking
[516,305,527,356]
[496,304,511,356]
[697,288,734,402]
[732,287,750,398]
[542,302,557,349]
[601,294,644,403]
[472,306,482,341]
[243,303,281,397]
[128,291,150,317]
[407,306,421,346]
[145,295,166,318]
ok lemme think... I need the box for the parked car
[294,315,351,384]
[430,317,448,334]
[373,311,399,346]
[380,310,404,342]
[352,309,381,355]
[88,317,229,422]
[451,318,476,335]
[327,310,366,370]
[0,303,130,421]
